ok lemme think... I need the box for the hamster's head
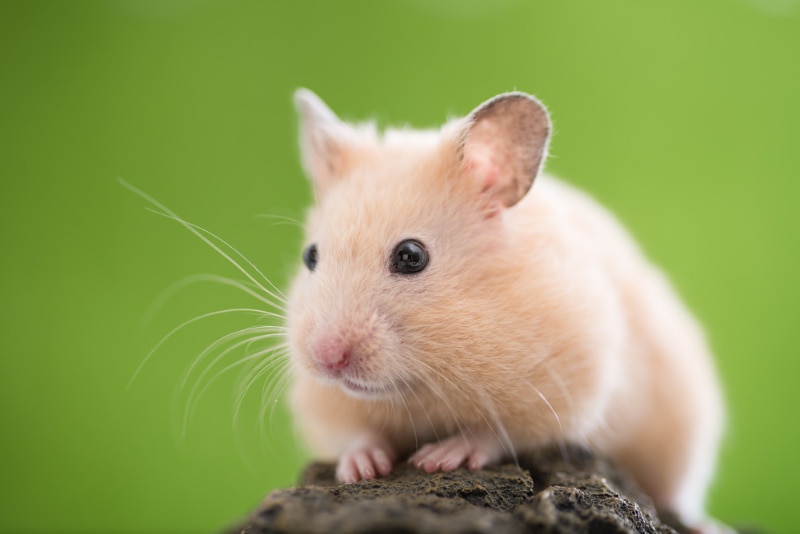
[287,89,550,401]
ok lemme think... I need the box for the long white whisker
[411,362,467,442]
[529,382,562,434]
[127,307,273,388]
[118,178,287,306]
[267,363,292,436]
[538,361,572,461]
[144,207,288,306]
[233,346,290,426]
[142,274,286,327]
[184,333,285,411]
[182,341,286,436]
[260,361,293,446]
[412,356,517,462]
[180,326,284,391]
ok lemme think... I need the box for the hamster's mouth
[306,357,409,400]
[340,378,389,399]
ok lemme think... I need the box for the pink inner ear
[463,144,500,193]
[462,147,506,218]
[463,112,523,197]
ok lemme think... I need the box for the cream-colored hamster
[286,88,724,528]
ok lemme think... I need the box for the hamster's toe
[336,445,394,483]
[409,433,499,473]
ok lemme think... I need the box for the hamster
[286,88,725,528]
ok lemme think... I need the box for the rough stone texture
[233,445,688,534]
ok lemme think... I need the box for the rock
[233,445,687,534]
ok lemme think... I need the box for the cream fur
[286,89,724,527]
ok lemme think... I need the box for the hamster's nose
[312,337,351,372]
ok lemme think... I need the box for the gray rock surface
[233,446,687,534]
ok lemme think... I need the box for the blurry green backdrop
[2,1,798,532]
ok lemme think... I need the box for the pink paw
[336,443,395,484]
[408,433,501,473]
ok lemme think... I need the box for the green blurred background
[1,1,798,532]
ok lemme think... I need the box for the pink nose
[312,338,351,371]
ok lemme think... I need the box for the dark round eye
[391,239,428,274]
[303,243,318,271]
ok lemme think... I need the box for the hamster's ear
[459,92,551,209]
[294,88,359,191]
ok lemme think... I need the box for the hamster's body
[286,90,724,528]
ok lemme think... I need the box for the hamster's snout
[312,336,351,372]
[304,315,400,399]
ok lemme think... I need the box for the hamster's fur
[286,89,724,528]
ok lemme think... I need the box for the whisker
[144,207,288,306]
[267,364,293,435]
[539,359,604,462]
[529,383,562,434]
[254,213,303,228]
[411,362,468,442]
[142,273,286,327]
[476,393,518,466]
[127,307,273,388]
[233,346,290,426]
[498,358,569,463]
[118,179,287,306]
[232,335,280,395]
[121,180,300,454]
[180,326,285,391]
[259,361,294,447]
[395,376,420,452]
[182,341,286,437]
[540,360,574,430]
[412,356,518,463]
[184,334,285,411]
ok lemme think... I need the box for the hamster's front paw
[335,439,395,484]
[409,433,503,473]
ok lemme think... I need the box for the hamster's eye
[303,243,318,271]
[391,239,428,275]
